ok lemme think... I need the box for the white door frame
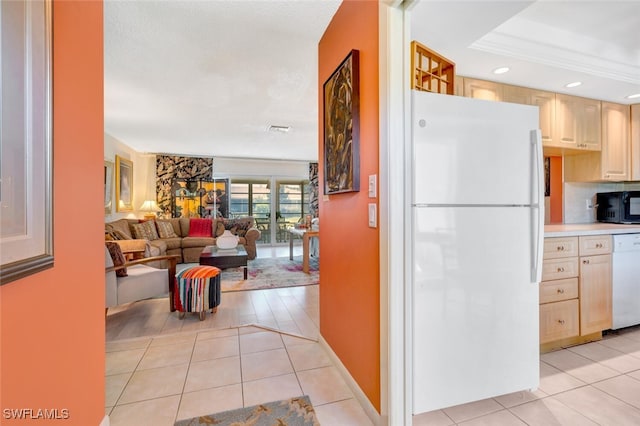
[379,1,414,425]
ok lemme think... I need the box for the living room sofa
[105,216,261,263]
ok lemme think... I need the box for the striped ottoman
[174,265,222,321]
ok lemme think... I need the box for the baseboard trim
[540,331,602,353]
[99,414,109,426]
[318,336,383,426]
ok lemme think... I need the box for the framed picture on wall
[0,0,54,285]
[104,160,114,214]
[544,157,550,197]
[116,155,134,212]
[323,49,360,195]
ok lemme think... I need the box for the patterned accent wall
[156,155,213,217]
[309,162,319,218]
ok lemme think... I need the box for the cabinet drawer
[540,299,579,344]
[542,257,579,281]
[540,278,579,304]
[544,237,579,259]
[579,235,612,256]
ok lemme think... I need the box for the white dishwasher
[612,233,640,330]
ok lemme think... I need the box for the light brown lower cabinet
[540,299,579,343]
[579,253,612,335]
[540,235,612,351]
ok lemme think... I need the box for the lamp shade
[139,200,161,212]
[139,200,161,220]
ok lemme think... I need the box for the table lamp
[139,200,161,220]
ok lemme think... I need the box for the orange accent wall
[318,0,380,412]
[550,156,563,223]
[0,1,105,424]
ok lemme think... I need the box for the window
[228,179,310,244]
[229,181,270,218]
[277,181,310,226]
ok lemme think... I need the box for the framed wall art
[105,160,114,214]
[323,49,360,195]
[115,155,134,212]
[0,0,54,285]
[544,157,551,197]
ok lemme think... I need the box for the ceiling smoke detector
[268,125,291,133]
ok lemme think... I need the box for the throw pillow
[105,242,128,277]
[188,218,213,237]
[156,220,178,239]
[108,229,130,240]
[132,220,159,241]
[223,218,251,237]
[214,221,225,237]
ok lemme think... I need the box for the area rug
[178,256,319,292]
[174,395,320,426]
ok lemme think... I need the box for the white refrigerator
[411,91,544,414]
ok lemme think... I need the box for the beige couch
[105,216,261,263]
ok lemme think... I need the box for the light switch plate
[368,203,377,228]
[368,174,377,198]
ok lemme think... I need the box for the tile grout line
[172,331,200,424]
[110,338,153,409]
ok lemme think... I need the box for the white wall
[104,133,156,222]
[213,157,309,179]
[564,181,640,223]
[103,145,310,223]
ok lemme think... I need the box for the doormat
[174,395,320,426]
[178,256,319,292]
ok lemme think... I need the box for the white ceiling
[410,1,640,103]
[104,1,640,162]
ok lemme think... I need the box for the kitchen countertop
[545,223,640,237]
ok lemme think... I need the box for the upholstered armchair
[105,245,179,312]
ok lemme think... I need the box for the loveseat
[105,216,261,263]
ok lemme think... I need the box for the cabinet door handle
[558,319,565,325]
[557,289,565,294]
[557,246,564,251]
[557,267,565,272]
[596,243,602,248]
[583,260,590,265]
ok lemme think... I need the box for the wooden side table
[289,228,319,273]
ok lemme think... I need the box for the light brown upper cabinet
[459,77,638,182]
[554,94,601,151]
[601,102,630,181]
[463,78,502,101]
[632,104,640,181]
[503,85,555,145]
[565,102,630,182]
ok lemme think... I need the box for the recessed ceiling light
[268,125,291,133]
[493,67,510,75]
[565,81,582,88]
[626,93,640,99]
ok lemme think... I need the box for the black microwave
[596,191,640,224]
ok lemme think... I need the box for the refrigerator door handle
[531,129,544,283]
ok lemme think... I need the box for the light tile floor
[107,245,640,425]
[413,325,640,426]
[106,245,372,425]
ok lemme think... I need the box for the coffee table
[199,245,248,280]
